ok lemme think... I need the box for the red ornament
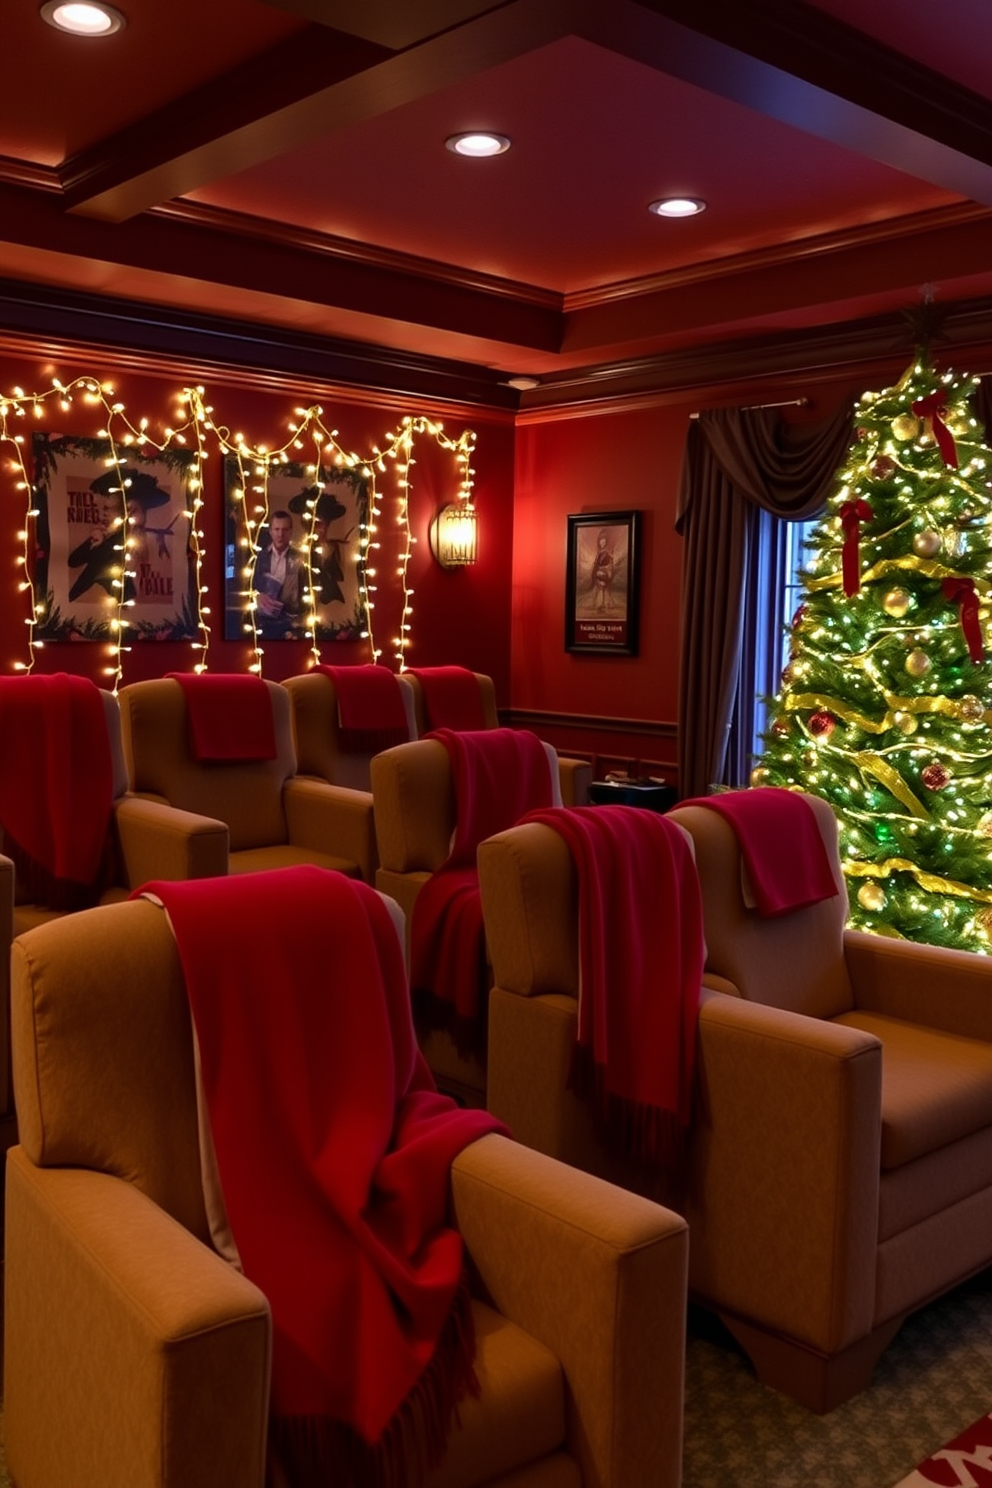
[921,762,951,792]
[871,456,896,478]
[791,604,806,630]
[808,711,836,739]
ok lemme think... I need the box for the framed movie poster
[32,434,199,641]
[565,509,641,655]
[223,458,369,642]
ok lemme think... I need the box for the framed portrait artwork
[32,434,199,641]
[223,458,369,642]
[565,509,641,655]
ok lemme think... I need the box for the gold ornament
[772,717,790,736]
[749,766,771,787]
[978,812,992,838]
[781,663,795,686]
[912,529,941,558]
[857,882,886,912]
[892,710,918,736]
[882,587,911,618]
[905,649,931,678]
[977,908,992,938]
[958,694,985,724]
[892,413,920,441]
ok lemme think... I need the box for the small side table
[587,780,677,814]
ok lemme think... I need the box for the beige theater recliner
[0,684,226,1138]
[371,732,567,1104]
[406,668,592,806]
[119,676,375,881]
[5,896,689,1488]
[283,668,419,881]
[481,792,992,1413]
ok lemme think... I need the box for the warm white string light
[1,378,478,679]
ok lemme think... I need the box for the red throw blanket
[407,667,486,730]
[527,805,704,1162]
[168,672,277,761]
[411,729,555,1054]
[139,866,503,1485]
[678,787,838,917]
[0,673,115,906]
[316,664,410,752]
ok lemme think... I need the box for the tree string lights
[0,376,477,682]
[756,355,992,953]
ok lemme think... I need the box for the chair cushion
[834,1010,992,1168]
[425,1300,566,1488]
[227,845,361,878]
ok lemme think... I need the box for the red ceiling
[1,0,992,385]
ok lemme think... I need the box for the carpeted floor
[683,1270,992,1487]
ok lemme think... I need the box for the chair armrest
[113,796,229,887]
[702,972,740,996]
[451,1132,687,1488]
[845,928,992,1040]
[688,990,882,1356]
[283,777,378,882]
[5,1149,270,1488]
[557,756,592,806]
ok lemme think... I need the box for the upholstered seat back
[407,670,499,736]
[371,738,459,876]
[478,822,580,1000]
[119,678,296,851]
[284,671,417,790]
[668,792,855,1019]
[11,897,211,1242]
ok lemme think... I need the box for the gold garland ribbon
[806,554,992,597]
[845,857,992,906]
[851,751,930,818]
[785,690,992,731]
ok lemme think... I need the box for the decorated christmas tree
[755,355,992,953]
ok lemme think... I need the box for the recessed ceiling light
[446,133,511,158]
[649,197,707,218]
[40,1,125,35]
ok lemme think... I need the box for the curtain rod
[689,397,809,419]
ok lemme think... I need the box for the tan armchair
[0,685,225,1137]
[407,668,591,806]
[5,896,689,1488]
[119,676,375,881]
[370,733,565,1103]
[481,794,992,1412]
[283,669,418,881]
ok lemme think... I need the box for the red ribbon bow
[839,499,874,596]
[911,392,959,468]
[942,576,984,662]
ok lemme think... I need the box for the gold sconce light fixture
[429,503,478,568]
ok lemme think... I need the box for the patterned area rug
[894,1412,992,1486]
[683,1271,992,1488]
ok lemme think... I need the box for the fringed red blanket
[411,728,556,1055]
[316,665,410,753]
[0,673,115,907]
[407,667,486,730]
[526,805,704,1164]
[168,672,277,761]
[679,787,837,917]
[138,866,504,1488]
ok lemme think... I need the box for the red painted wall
[0,345,515,696]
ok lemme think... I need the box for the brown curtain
[675,402,854,800]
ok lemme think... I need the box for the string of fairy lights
[0,376,477,684]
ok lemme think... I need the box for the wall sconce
[429,503,478,568]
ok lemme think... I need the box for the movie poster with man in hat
[223,456,368,641]
[32,434,198,641]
